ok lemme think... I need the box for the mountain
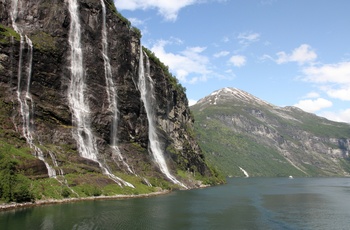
[191,87,350,177]
[0,0,221,203]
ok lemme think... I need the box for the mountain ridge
[191,87,350,177]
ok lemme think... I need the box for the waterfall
[11,0,56,177]
[67,0,99,162]
[138,47,187,188]
[67,0,133,188]
[239,167,249,178]
[100,0,133,174]
[48,151,64,176]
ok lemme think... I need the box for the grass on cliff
[31,172,160,199]
[0,143,36,203]
[0,110,168,203]
[0,94,206,203]
[30,31,58,53]
[142,47,187,95]
[0,23,20,44]
[104,0,142,38]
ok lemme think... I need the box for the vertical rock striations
[0,0,216,191]
[9,0,56,177]
[138,48,187,188]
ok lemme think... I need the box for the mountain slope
[191,87,350,177]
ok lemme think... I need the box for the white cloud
[115,0,198,21]
[326,86,350,101]
[302,62,350,84]
[150,39,211,83]
[303,92,320,99]
[259,54,274,62]
[294,98,333,113]
[128,17,145,26]
[302,62,350,101]
[320,109,350,123]
[214,51,230,58]
[222,36,230,43]
[229,55,246,67]
[237,32,260,46]
[276,44,317,65]
[188,99,197,106]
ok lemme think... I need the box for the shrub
[0,152,35,203]
[13,176,34,203]
[61,187,71,198]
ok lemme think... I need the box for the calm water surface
[1,178,350,230]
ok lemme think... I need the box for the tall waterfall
[67,0,98,162]
[138,48,187,188]
[67,0,133,188]
[100,0,133,174]
[11,0,56,177]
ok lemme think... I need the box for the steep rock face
[192,87,350,177]
[146,55,208,175]
[0,0,212,190]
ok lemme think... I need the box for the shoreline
[0,190,171,212]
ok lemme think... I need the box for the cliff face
[0,0,214,195]
[192,88,350,177]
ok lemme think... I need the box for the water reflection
[1,178,350,230]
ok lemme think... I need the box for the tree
[0,156,18,202]
[0,153,34,203]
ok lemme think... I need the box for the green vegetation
[285,109,350,138]
[339,158,350,174]
[104,0,187,95]
[143,47,186,94]
[31,32,57,53]
[104,0,142,38]
[0,1,225,206]
[0,93,165,204]
[132,26,142,38]
[0,23,20,44]
[0,150,35,203]
[191,93,350,177]
[105,0,129,27]
[193,115,305,177]
[195,165,225,185]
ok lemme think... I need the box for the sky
[114,0,350,123]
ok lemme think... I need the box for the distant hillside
[191,87,350,177]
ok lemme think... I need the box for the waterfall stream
[11,0,56,177]
[138,48,187,188]
[67,0,133,188]
[101,0,134,175]
[239,167,250,178]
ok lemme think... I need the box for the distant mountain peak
[191,87,350,178]
[198,87,272,107]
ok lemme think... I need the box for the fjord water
[2,178,350,229]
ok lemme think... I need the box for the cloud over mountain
[115,0,199,21]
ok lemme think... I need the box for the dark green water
[1,178,350,229]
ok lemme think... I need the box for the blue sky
[115,0,350,123]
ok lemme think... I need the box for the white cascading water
[11,0,56,177]
[67,0,133,188]
[48,151,64,176]
[100,0,133,174]
[67,0,98,162]
[138,47,187,188]
[239,167,250,178]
